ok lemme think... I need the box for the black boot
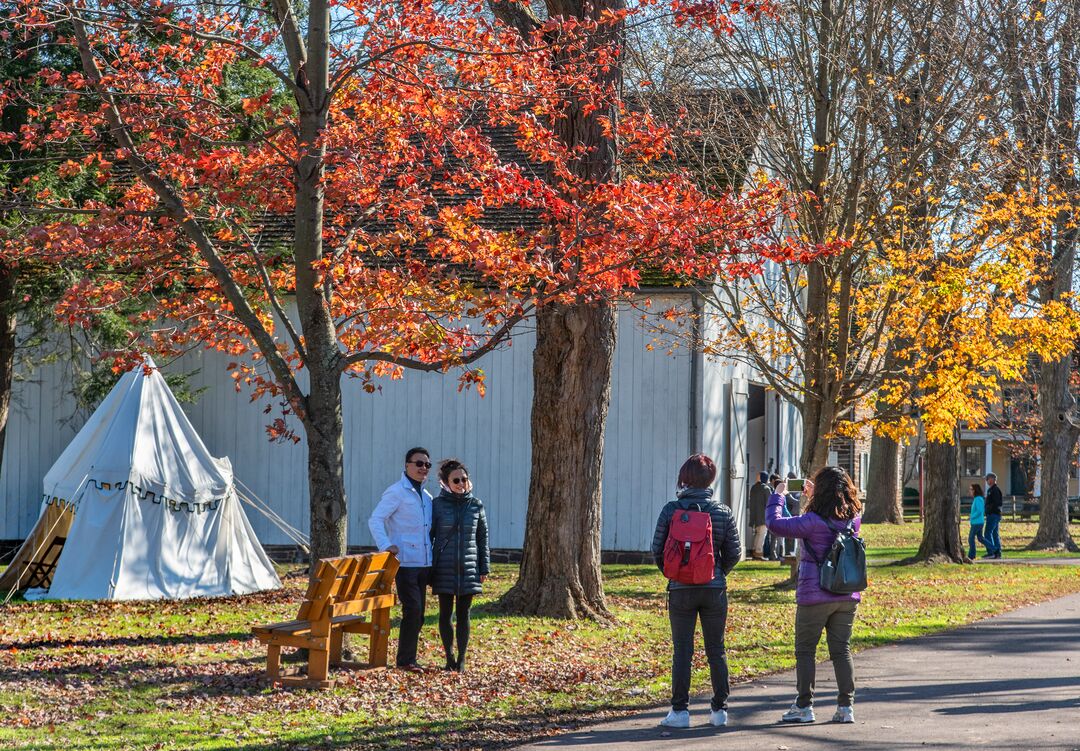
[454,653,466,673]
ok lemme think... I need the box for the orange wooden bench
[252,552,399,687]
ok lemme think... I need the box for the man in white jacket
[369,447,433,670]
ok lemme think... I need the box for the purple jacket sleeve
[765,493,818,538]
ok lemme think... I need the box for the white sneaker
[781,703,815,723]
[832,706,854,723]
[660,709,690,728]
[710,708,728,727]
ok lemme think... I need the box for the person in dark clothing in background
[429,458,489,673]
[983,473,1004,559]
[651,454,742,729]
[748,471,770,560]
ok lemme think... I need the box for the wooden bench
[252,552,399,688]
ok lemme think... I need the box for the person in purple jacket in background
[767,466,863,725]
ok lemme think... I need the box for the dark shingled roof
[172,90,769,292]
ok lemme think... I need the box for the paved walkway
[976,556,1080,566]
[517,592,1080,750]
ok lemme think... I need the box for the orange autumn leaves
[4,0,806,403]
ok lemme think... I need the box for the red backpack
[662,504,715,585]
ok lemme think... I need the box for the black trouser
[668,587,729,712]
[395,566,429,667]
[438,593,474,664]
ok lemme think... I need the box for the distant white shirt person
[368,447,433,671]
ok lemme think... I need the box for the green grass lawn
[1,520,1078,751]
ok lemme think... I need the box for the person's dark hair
[971,483,983,497]
[438,458,469,484]
[985,472,997,482]
[678,454,717,489]
[405,447,430,464]
[769,473,781,485]
[805,466,861,520]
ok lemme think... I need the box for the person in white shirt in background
[369,446,433,671]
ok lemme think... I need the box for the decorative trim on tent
[41,496,76,512]
[41,479,225,514]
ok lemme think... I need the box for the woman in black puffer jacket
[429,458,490,672]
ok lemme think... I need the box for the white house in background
[0,294,802,554]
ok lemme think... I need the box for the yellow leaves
[872,183,1080,444]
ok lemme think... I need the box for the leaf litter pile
[2,523,1079,750]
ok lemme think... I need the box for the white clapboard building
[0,297,801,555]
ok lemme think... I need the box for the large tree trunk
[294,0,347,564]
[499,302,616,620]
[494,0,623,619]
[864,432,904,523]
[915,438,965,562]
[304,360,347,563]
[1031,354,1079,550]
[0,263,16,479]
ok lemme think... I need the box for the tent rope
[235,479,309,554]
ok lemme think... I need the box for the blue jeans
[967,524,986,559]
[983,514,1002,557]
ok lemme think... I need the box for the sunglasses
[410,460,432,469]
[450,477,469,485]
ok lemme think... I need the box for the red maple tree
[4,0,808,563]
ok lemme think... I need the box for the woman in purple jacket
[767,466,862,725]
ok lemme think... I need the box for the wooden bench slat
[253,619,312,636]
[330,594,397,618]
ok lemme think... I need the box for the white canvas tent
[0,358,281,600]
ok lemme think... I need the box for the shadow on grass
[0,654,266,689]
[728,585,792,605]
[0,631,256,652]
[599,565,658,580]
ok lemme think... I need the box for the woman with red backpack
[650,454,742,729]
[767,466,863,725]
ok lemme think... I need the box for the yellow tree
[876,186,1080,561]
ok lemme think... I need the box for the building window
[962,445,985,477]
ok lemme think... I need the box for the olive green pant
[794,600,857,708]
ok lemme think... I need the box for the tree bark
[303,360,347,563]
[915,438,965,562]
[1029,0,1080,552]
[293,0,348,564]
[499,303,616,620]
[1031,354,1079,550]
[492,0,623,619]
[864,432,904,523]
[0,263,16,480]
[798,393,835,476]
